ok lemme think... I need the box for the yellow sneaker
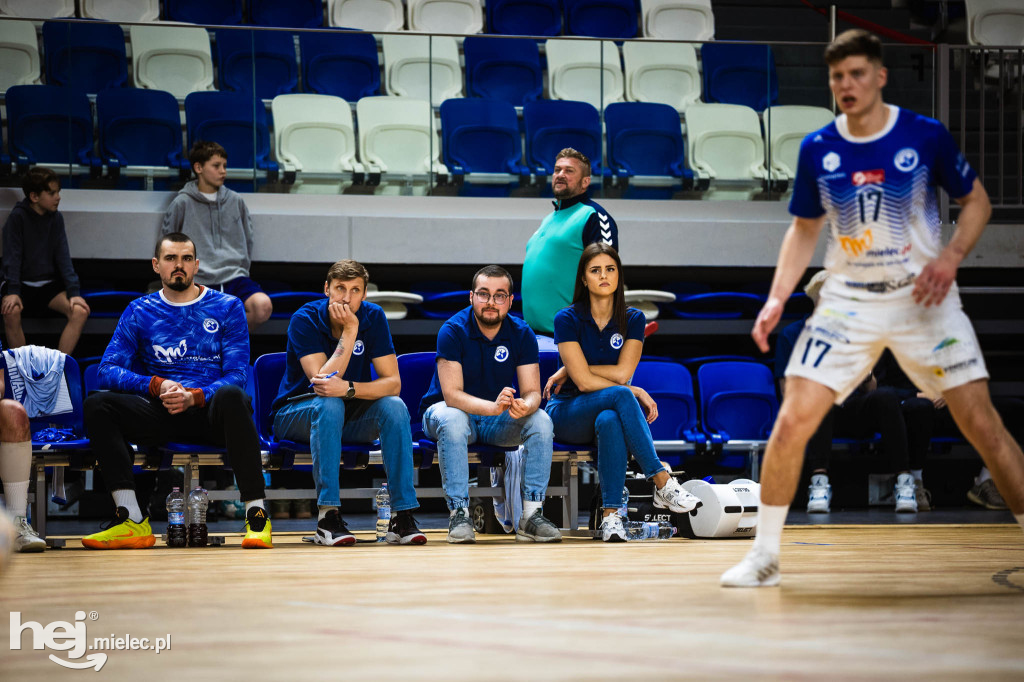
[82,508,156,550]
[241,506,272,549]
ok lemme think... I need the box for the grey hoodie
[160,181,254,285]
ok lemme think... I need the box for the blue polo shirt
[271,299,395,415]
[418,306,539,417]
[553,304,646,396]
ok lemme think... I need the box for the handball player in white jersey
[721,29,1024,587]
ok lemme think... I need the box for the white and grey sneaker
[14,517,45,553]
[447,508,476,544]
[652,476,701,513]
[720,547,780,587]
[516,509,562,543]
[806,473,832,513]
[894,473,918,513]
[600,514,628,543]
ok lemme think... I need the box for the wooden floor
[2,525,1023,681]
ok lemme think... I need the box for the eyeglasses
[473,290,509,305]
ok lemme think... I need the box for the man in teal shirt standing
[522,148,618,334]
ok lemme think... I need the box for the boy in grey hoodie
[161,141,273,330]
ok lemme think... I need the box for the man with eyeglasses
[419,265,561,544]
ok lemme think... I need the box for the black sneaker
[385,510,427,545]
[314,509,356,546]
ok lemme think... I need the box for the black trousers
[84,384,266,502]
[806,387,932,473]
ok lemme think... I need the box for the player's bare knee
[772,408,817,449]
[3,308,21,325]
[0,399,31,441]
[247,294,273,324]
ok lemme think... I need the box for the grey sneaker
[915,479,932,512]
[447,508,476,544]
[14,517,45,553]
[967,479,1008,510]
[516,509,562,543]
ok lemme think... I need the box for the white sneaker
[652,476,701,513]
[600,514,628,543]
[894,473,918,513]
[720,546,780,587]
[14,517,45,553]
[806,474,832,513]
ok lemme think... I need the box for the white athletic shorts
[784,288,989,403]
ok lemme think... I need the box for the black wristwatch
[344,380,356,399]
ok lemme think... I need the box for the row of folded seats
[0,20,774,111]
[0,0,717,39]
[1,85,831,196]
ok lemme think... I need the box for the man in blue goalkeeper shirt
[82,233,271,549]
[721,29,1024,587]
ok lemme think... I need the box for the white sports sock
[0,441,31,481]
[245,499,265,514]
[450,507,467,517]
[522,500,542,519]
[977,467,992,484]
[752,502,789,555]
[112,490,143,522]
[318,505,338,521]
[2,481,29,518]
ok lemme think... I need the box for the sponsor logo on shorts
[352,340,365,356]
[494,346,509,363]
[932,367,945,378]
[610,333,623,349]
[806,324,850,344]
[839,228,873,257]
[933,337,959,352]
[822,152,841,172]
[894,148,919,172]
[820,307,856,319]
[942,358,979,374]
[852,169,885,185]
[203,318,219,334]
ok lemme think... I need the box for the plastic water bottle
[618,486,629,518]
[626,520,675,541]
[187,486,209,547]
[165,487,186,547]
[375,483,391,542]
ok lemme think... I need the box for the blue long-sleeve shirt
[99,287,249,406]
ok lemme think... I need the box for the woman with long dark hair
[544,243,699,541]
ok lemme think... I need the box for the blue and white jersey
[99,287,249,403]
[789,105,976,299]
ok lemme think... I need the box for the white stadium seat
[382,34,462,106]
[0,0,73,19]
[407,0,483,34]
[685,102,768,196]
[965,0,1024,46]
[272,93,363,193]
[328,0,404,31]
[641,0,714,41]
[763,105,834,181]
[623,40,700,112]
[545,38,623,110]
[81,0,160,23]
[130,24,215,98]
[356,96,447,177]
[0,18,41,91]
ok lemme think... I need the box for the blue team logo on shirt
[894,148,919,172]
[610,333,623,349]
[203,318,219,334]
[494,346,509,363]
[353,340,365,356]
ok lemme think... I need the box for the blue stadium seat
[96,88,189,183]
[250,0,325,28]
[672,292,765,319]
[300,30,379,101]
[41,20,127,94]
[604,101,692,193]
[267,291,323,319]
[523,99,605,179]
[463,36,543,107]
[5,85,97,170]
[215,28,298,101]
[77,289,142,318]
[563,0,638,38]
[395,352,434,435]
[700,43,778,112]
[440,98,528,194]
[184,90,278,183]
[697,361,778,443]
[632,360,703,444]
[164,0,244,25]
[486,0,561,36]
[253,352,376,469]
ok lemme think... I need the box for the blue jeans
[546,386,663,508]
[422,402,553,511]
[273,395,418,511]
